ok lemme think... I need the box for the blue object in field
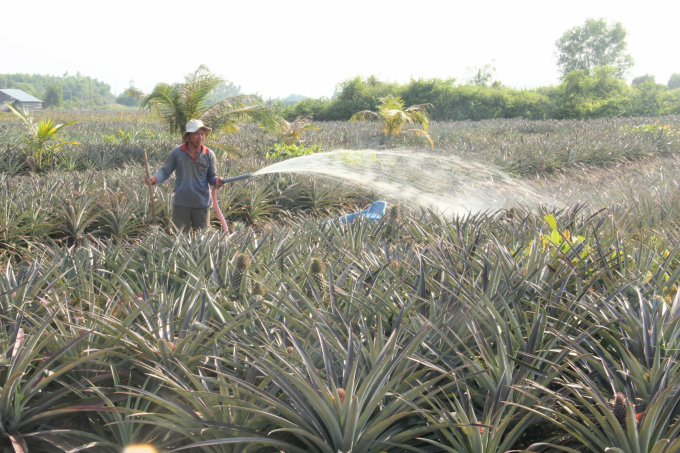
[334,201,387,225]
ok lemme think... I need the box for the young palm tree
[350,95,434,147]
[127,65,275,136]
[5,102,79,172]
[269,115,319,145]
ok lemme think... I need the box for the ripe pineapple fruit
[612,392,628,424]
[233,254,251,294]
[336,388,346,404]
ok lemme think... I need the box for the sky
[3,0,679,99]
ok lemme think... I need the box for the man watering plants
[144,119,226,232]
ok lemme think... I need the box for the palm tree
[127,65,275,136]
[5,102,79,172]
[269,115,319,145]
[350,95,434,147]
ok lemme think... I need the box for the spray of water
[253,149,546,215]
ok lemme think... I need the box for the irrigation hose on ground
[211,173,254,233]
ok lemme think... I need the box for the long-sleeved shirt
[153,143,218,208]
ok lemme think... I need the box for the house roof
[0,89,42,103]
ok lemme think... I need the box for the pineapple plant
[233,253,251,294]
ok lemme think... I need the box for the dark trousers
[172,204,210,232]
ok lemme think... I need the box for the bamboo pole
[142,149,157,225]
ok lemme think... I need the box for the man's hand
[214,177,226,189]
[144,175,156,186]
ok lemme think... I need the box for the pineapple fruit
[311,258,325,289]
[65,200,75,220]
[250,282,264,301]
[336,388,346,404]
[16,264,29,285]
[612,392,627,425]
[233,254,251,294]
[307,258,325,297]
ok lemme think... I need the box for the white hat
[182,119,212,141]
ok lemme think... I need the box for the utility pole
[89,78,92,110]
[69,87,72,108]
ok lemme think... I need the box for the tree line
[0,72,115,109]
[277,17,679,122]
[276,69,680,122]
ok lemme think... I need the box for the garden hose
[211,186,228,233]
[211,173,254,233]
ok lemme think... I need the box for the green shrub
[265,142,322,160]
[283,70,680,122]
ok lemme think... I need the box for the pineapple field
[2,111,680,453]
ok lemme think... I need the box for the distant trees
[116,92,138,107]
[466,61,497,86]
[669,74,680,90]
[632,74,656,86]
[116,80,140,107]
[0,73,113,108]
[278,73,680,122]
[281,94,307,106]
[555,18,634,79]
[43,84,63,108]
[207,82,241,104]
[12,83,39,98]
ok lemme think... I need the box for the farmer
[144,119,226,232]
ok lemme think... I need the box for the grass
[2,112,680,452]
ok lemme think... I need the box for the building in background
[0,89,43,112]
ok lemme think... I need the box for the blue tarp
[333,201,387,225]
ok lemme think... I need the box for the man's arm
[152,149,177,185]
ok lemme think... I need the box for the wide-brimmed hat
[182,119,212,141]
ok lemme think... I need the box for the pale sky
[3,0,679,99]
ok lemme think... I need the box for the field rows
[1,113,679,177]
[3,114,680,453]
